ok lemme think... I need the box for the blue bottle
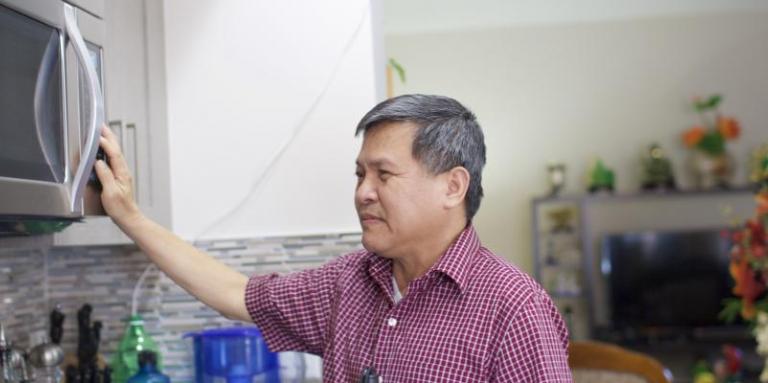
[127,351,170,383]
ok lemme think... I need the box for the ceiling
[383,0,768,35]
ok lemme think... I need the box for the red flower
[732,230,745,244]
[718,116,741,140]
[748,219,766,245]
[683,126,705,147]
[722,345,742,374]
[753,245,767,258]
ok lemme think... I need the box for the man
[96,94,572,382]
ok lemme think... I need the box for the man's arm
[491,291,572,382]
[94,126,251,322]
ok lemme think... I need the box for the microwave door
[0,3,65,183]
[0,2,71,219]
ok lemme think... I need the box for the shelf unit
[531,187,757,340]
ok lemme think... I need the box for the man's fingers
[99,126,132,180]
[101,124,120,142]
[94,159,116,187]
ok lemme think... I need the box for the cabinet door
[104,0,151,212]
[54,0,152,246]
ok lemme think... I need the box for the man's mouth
[359,214,383,224]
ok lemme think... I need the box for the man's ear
[444,166,470,209]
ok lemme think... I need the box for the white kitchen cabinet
[67,0,104,18]
[59,0,384,244]
[54,0,167,245]
[159,0,382,241]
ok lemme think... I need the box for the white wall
[387,11,768,272]
[384,0,768,35]
[162,0,383,240]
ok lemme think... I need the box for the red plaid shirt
[246,226,572,382]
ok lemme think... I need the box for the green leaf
[388,58,406,84]
[719,297,743,323]
[756,299,768,314]
[706,94,722,109]
[698,131,726,155]
[694,94,722,112]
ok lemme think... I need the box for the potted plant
[681,94,741,189]
[721,153,768,381]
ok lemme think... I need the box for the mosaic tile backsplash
[0,232,362,382]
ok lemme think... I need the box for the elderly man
[96,94,572,382]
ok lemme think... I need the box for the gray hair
[355,94,486,221]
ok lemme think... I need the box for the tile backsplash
[0,231,362,382]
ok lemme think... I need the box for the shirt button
[387,317,398,327]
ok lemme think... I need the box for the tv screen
[602,227,736,336]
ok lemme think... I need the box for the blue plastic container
[185,327,280,383]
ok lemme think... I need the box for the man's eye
[355,172,364,178]
[379,171,391,180]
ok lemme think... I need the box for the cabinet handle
[126,123,139,204]
[108,120,124,148]
[106,120,139,203]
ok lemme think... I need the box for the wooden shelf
[533,185,756,204]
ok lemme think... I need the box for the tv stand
[531,187,756,341]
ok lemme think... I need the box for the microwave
[0,0,106,226]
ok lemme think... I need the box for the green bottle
[110,315,162,383]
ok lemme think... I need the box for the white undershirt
[392,275,403,303]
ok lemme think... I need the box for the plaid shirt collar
[365,224,481,296]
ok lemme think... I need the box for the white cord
[134,6,368,323]
[132,263,156,316]
[42,249,50,314]
[192,5,370,244]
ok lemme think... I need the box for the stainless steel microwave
[0,0,106,223]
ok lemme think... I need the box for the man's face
[355,121,447,258]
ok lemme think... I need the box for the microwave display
[0,4,66,183]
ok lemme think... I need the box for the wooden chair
[568,340,673,383]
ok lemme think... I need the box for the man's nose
[355,178,378,205]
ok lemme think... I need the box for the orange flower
[730,257,765,319]
[683,126,705,147]
[757,192,768,215]
[718,116,741,140]
[742,299,757,321]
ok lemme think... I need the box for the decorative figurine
[546,207,575,233]
[751,144,768,189]
[641,143,676,191]
[587,158,615,193]
[546,162,566,197]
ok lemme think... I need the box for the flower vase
[690,150,735,189]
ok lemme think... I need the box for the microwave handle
[63,4,105,212]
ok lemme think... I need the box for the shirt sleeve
[491,290,573,382]
[244,252,361,356]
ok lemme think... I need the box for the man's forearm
[118,214,251,322]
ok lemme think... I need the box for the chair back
[568,341,672,383]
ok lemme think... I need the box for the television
[600,227,745,340]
